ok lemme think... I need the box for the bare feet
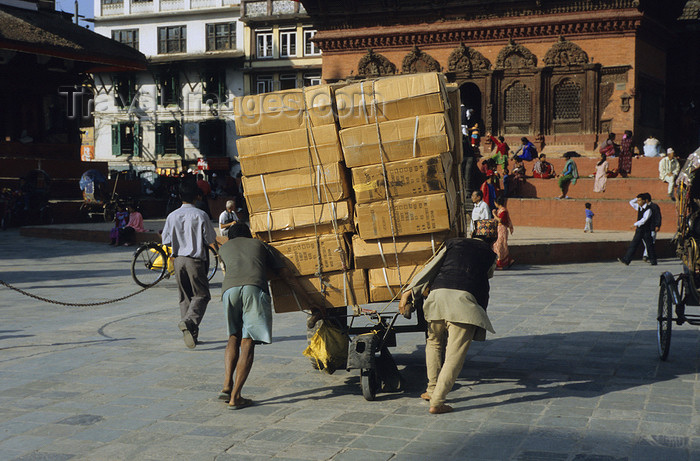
[429,404,453,414]
[420,392,431,401]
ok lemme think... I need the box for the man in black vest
[399,236,497,414]
[618,193,657,266]
[643,193,662,263]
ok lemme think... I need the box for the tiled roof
[0,4,146,70]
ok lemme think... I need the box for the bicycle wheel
[131,243,168,288]
[103,203,116,223]
[657,278,673,360]
[206,245,219,281]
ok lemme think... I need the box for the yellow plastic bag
[303,322,349,375]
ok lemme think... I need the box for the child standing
[584,202,594,233]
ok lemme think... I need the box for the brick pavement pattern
[1,230,699,460]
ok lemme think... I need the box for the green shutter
[155,124,164,156]
[218,73,227,103]
[133,123,141,157]
[111,124,122,156]
[176,123,184,157]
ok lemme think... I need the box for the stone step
[506,197,678,233]
[499,155,666,179]
[516,177,672,201]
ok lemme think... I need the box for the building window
[155,122,182,156]
[102,0,122,5]
[553,80,582,120]
[280,29,296,57]
[158,26,186,54]
[111,122,137,157]
[113,74,136,108]
[206,22,236,51]
[504,82,531,123]
[111,29,139,50]
[304,29,320,56]
[158,73,180,106]
[256,30,273,58]
[303,73,321,87]
[279,73,297,90]
[202,71,227,104]
[199,120,226,157]
[256,75,273,94]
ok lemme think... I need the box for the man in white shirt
[471,190,491,222]
[218,199,239,236]
[162,180,217,348]
[618,193,657,266]
[659,148,680,199]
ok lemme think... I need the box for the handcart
[657,146,700,360]
[79,170,131,222]
[342,304,427,401]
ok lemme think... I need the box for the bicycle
[131,242,220,288]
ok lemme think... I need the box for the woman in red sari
[492,196,515,269]
[618,130,634,177]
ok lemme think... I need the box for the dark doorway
[460,82,482,118]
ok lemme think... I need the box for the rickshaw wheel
[103,203,116,223]
[657,278,673,360]
[361,368,379,401]
[131,243,168,288]
[205,246,218,281]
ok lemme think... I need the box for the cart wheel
[131,243,168,288]
[205,246,218,281]
[376,347,402,392]
[657,278,673,360]
[103,203,116,223]
[361,368,379,401]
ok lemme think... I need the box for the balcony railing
[101,1,124,15]
[160,0,186,11]
[191,0,219,8]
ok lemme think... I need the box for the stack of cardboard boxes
[335,73,463,302]
[233,73,464,313]
[233,86,367,313]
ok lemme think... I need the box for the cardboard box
[355,186,456,240]
[352,233,447,269]
[446,83,463,168]
[339,113,453,168]
[271,269,368,313]
[242,163,351,213]
[270,233,351,277]
[368,265,422,302]
[352,152,453,204]
[237,125,343,176]
[233,85,337,136]
[250,200,354,242]
[335,72,449,129]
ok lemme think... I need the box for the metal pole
[74,0,78,24]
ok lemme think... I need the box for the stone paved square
[1,230,699,459]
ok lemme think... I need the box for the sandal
[429,404,453,414]
[227,397,253,410]
[218,390,231,401]
[420,392,431,401]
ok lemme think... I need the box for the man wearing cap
[659,148,680,200]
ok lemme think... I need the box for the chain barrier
[0,278,163,307]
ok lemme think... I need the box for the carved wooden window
[554,80,581,120]
[504,83,531,123]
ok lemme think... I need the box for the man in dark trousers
[619,193,657,266]
[162,180,217,349]
[399,235,497,414]
[643,193,662,263]
[218,222,324,409]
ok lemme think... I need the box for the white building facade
[92,0,246,174]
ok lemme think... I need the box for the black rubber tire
[206,245,218,281]
[131,243,168,288]
[657,279,673,361]
[361,368,379,401]
[103,203,116,223]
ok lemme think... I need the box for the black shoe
[178,320,196,349]
[618,258,629,266]
[650,261,658,266]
